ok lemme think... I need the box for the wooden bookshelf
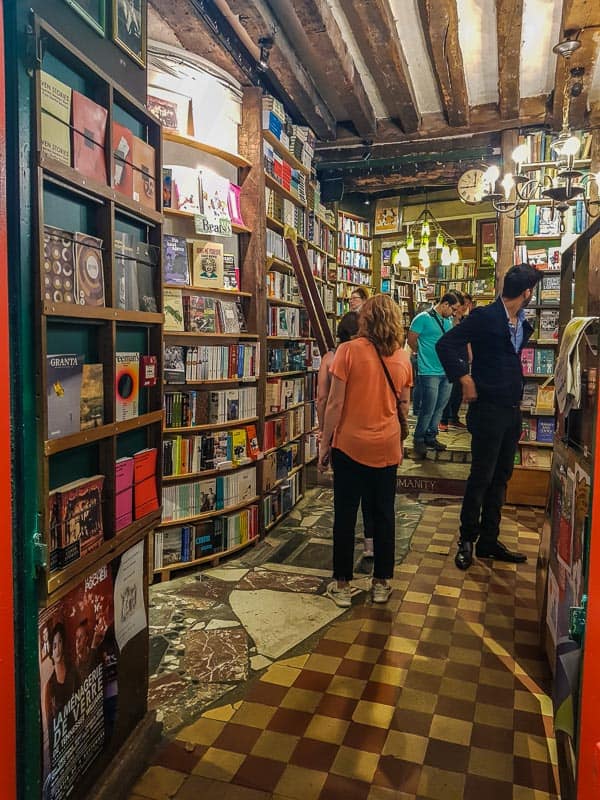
[154,535,259,582]
[157,496,260,528]
[163,130,252,168]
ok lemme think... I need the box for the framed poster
[476,218,497,269]
[374,197,402,235]
[65,0,105,35]
[112,0,146,67]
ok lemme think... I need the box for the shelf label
[194,214,232,237]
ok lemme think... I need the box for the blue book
[536,419,554,443]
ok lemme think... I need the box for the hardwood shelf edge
[164,416,259,434]
[163,131,252,168]
[158,495,261,528]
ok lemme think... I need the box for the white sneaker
[372,581,392,603]
[326,580,352,608]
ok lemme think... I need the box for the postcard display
[35,20,163,799]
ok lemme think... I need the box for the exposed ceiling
[149,0,600,196]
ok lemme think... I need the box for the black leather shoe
[455,540,473,570]
[475,541,527,563]
[425,437,447,451]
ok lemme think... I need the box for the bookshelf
[336,210,373,317]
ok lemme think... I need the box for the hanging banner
[374,197,402,235]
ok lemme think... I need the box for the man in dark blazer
[436,263,543,570]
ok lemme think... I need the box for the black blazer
[435,297,534,408]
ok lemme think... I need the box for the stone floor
[134,491,558,800]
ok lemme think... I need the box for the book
[521,445,552,469]
[201,169,231,228]
[520,417,537,442]
[164,287,185,331]
[114,231,139,311]
[192,241,224,288]
[71,90,108,184]
[140,355,158,387]
[135,242,159,312]
[146,86,192,136]
[537,207,561,236]
[48,490,61,571]
[163,235,190,285]
[540,274,560,303]
[162,168,172,208]
[231,428,247,465]
[527,248,547,271]
[185,295,216,333]
[170,165,202,213]
[536,385,555,413]
[245,425,260,459]
[56,474,104,567]
[227,183,244,226]
[523,308,538,339]
[133,448,159,520]
[536,419,554,443]
[223,253,239,290]
[113,121,133,197]
[80,364,104,430]
[217,299,240,334]
[46,354,84,439]
[547,246,561,270]
[115,352,140,421]
[164,345,185,383]
[520,348,535,375]
[73,233,105,306]
[43,225,76,304]
[534,348,555,375]
[521,381,538,410]
[539,309,559,342]
[115,456,134,531]
[147,94,180,130]
[40,71,71,166]
[131,136,156,210]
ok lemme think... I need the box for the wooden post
[496,128,518,294]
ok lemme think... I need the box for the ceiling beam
[552,1,600,130]
[342,161,474,192]
[416,0,470,127]
[496,0,523,119]
[225,0,337,139]
[337,0,420,133]
[282,0,376,138]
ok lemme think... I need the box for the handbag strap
[372,343,400,404]
[428,308,447,335]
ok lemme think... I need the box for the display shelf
[158,495,260,528]
[263,433,304,456]
[520,440,554,448]
[44,411,164,457]
[338,246,372,257]
[267,256,293,272]
[164,331,259,340]
[163,460,257,483]
[267,297,303,308]
[514,234,562,241]
[265,173,306,208]
[166,377,257,386]
[266,336,315,342]
[266,370,307,378]
[266,214,284,231]
[154,535,259,581]
[164,416,259,434]
[317,215,336,232]
[163,207,251,234]
[263,129,310,175]
[163,284,252,298]
[265,495,304,532]
[43,302,164,325]
[265,402,304,419]
[163,130,252,168]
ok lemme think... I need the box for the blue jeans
[414,375,453,442]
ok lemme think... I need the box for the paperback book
[135,242,159,313]
[131,136,156,210]
[164,287,185,331]
[56,474,105,567]
[192,240,224,288]
[40,71,71,166]
[72,90,108,184]
[184,295,217,333]
[115,456,134,531]
[115,352,140,422]
[539,309,559,342]
[80,363,104,430]
[46,354,84,439]
[74,232,105,306]
[164,235,190,285]
[170,165,202,213]
[164,345,186,383]
[223,254,239,290]
[134,448,159,520]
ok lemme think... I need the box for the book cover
[537,207,561,236]
[199,478,217,512]
[534,348,555,375]
[115,456,134,531]
[46,354,84,439]
[162,167,172,208]
[58,474,104,566]
[201,170,231,229]
[43,225,76,304]
[231,429,247,465]
[48,489,61,572]
[523,308,538,339]
[187,296,216,333]
[520,348,535,375]
[74,232,105,306]
[520,417,537,442]
[536,419,554,443]
[547,246,561,270]
[72,90,108,184]
[521,381,538,410]
[164,287,185,331]
[192,241,224,288]
[245,424,260,459]
[235,299,248,332]
[147,94,180,130]
[40,71,71,166]
[223,253,239,290]
[114,231,139,311]
[227,183,245,226]
[113,121,133,197]
[161,529,184,565]
[133,448,159,520]
[539,309,559,341]
[115,352,140,422]
[527,248,547,271]
[194,521,214,559]
[164,345,186,383]
[226,389,239,420]
[131,136,156,210]
[170,165,201,213]
[217,299,240,334]
[135,242,159,312]
[521,445,552,468]
[536,385,555,412]
[147,86,192,135]
[140,355,158,387]
[163,235,190,285]
[540,274,560,303]
[80,363,104,430]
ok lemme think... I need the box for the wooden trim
[163,130,252,168]
[496,0,523,119]
[157,495,261,528]
[44,410,163,456]
[163,416,259,434]
[163,284,252,298]
[43,301,164,325]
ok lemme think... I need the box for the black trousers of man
[460,400,521,545]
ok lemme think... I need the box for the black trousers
[331,448,397,581]
[460,401,521,545]
[441,380,462,424]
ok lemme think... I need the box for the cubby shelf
[44,410,164,457]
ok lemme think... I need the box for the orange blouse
[329,338,413,467]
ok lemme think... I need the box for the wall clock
[457,168,486,205]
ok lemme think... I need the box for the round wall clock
[457,168,487,205]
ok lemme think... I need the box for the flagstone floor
[134,490,558,800]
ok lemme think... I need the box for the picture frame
[476,218,497,270]
[112,0,146,68]
[65,0,105,36]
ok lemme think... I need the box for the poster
[114,540,147,651]
[39,563,118,800]
[374,197,401,235]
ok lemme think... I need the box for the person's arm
[316,352,333,432]
[318,375,346,472]
[435,312,481,402]
[407,330,419,353]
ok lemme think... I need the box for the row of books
[164,235,239,291]
[521,383,555,413]
[263,141,307,205]
[337,248,371,268]
[305,247,329,281]
[266,227,290,263]
[514,244,561,271]
[266,376,305,413]
[162,165,245,231]
[514,200,587,237]
[262,112,315,171]
[337,266,371,284]
[163,343,259,383]
[267,342,315,374]
[516,130,592,165]
[267,307,307,338]
[164,387,257,429]
[263,443,301,490]
[523,308,559,341]
[318,282,335,314]
[338,232,372,253]
[520,417,554,444]
[267,272,300,304]
[521,347,555,376]
[305,432,318,463]
[164,289,247,334]
[153,505,259,569]
[263,471,302,527]
[429,262,477,281]
[162,424,259,477]
[161,466,257,522]
[529,274,560,304]
[307,214,336,254]
[338,215,371,237]
[264,407,305,452]
[41,71,156,210]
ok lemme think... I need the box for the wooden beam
[284,0,375,138]
[226,0,337,139]
[496,0,523,119]
[496,129,517,292]
[342,161,475,191]
[552,1,600,130]
[337,0,420,133]
[417,0,469,127]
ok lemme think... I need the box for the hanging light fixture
[479,38,600,232]
[401,202,460,270]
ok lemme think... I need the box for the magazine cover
[114,231,139,311]
[43,226,76,304]
[58,474,105,566]
[72,90,108,184]
[112,122,133,197]
[46,354,84,440]
[74,233,105,306]
[115,352,140,422]
[131,136,156,211]
[39,561,118,800]
[80,364,104,431]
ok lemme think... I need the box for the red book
[140,355,158,387]
[131,135,156,210]
[115,456,134,531]
[72,90,108,184]
[57,474,104,567]
[245,424,260,459]
[133,448,159,520]
[113,121,133,197]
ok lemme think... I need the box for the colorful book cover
[74,232,105,306]
[115,352,140,422]
[131,136,156,210]
[231,428,248,465]
[227,183,244,226]
[40,71,71,166]
[147,94,180,130]
[201,170,231,228]
[113,121,133,197]
[163,235,190,285]
[192,240,224,288]
[520,417,537,441]
[133,448,159,520]
[162,167,172,208]
[539,309,559,341]
[540,274,561,303]
[72,90,108,184]
[547,246,561,270]
[115,456,134,531]
[223,253,239,290]
[43,225,76,304]
[170,165,201,213]
[164,287,185,331]
[146,87,192,136]
[140,355,158,387]
[187,296,216,333]
[520,348,535,376]
[163,345,185,383]
[245,424,260,459]
[46,353,84,439]
[536,385,555,412]
[80,363,104,431]
[58,474,104,566]
[534,348,555,375]
[536,419,555,443]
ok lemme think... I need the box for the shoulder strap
[373,343,399,401]
[428,309,446,335]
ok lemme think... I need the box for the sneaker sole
[372,589,392,603]
[326,589,351,608]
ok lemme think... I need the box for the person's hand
[460,375,478,403]
[318,445,331,473]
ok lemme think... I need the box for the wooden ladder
[285,233,335,356]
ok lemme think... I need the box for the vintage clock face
[457,168,486,205]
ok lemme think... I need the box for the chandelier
[480,37,600,233]
[393,205,460,270]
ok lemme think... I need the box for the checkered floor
[130,502,558,800]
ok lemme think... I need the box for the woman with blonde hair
[319,294,412,607]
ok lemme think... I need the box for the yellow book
[40,71,71,165]
[231,428,247,466]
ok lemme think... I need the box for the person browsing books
[319,294,412,607]
[349,287,368,313]
[436,263,542,570]
[439,291,472,432]
[407,293,459,458]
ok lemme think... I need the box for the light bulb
[421,220,430,237]
[450,247,460,265]
[441,245,451,266]
[512,144,529,171]
[435,232,444,249]
[562,136,581,157]
[419,249,430,269]
[483,165,500,194]
[399,248,410,268]
[501,172,515,200]
[406,232,415,250]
